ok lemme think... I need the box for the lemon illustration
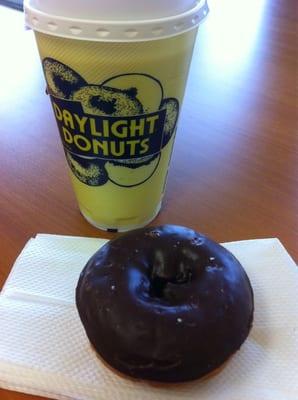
[105,154,160,187]
[102,73,163,113]
[73,85,143,116]
[43,58,86,99]
[66,152,108,186]
[160,98,179,147]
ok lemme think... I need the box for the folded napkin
[0,234,297,400]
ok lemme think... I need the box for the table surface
[0,1,297,399]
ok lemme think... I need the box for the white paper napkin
[0,234,297,400]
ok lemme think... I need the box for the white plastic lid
[24,0,209,42]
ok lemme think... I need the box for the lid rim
[25,0,206,25]
[25,0,209,42]
[30,23,205,43]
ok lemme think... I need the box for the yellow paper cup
[25,0,209,232]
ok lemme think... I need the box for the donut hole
[149,275,169,298]
[149,263,193,300]
[52,75,77,98]
[90,96,117,114]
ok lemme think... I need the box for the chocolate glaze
[76,225,254,382]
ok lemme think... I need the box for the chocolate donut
[76,225,254,382]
